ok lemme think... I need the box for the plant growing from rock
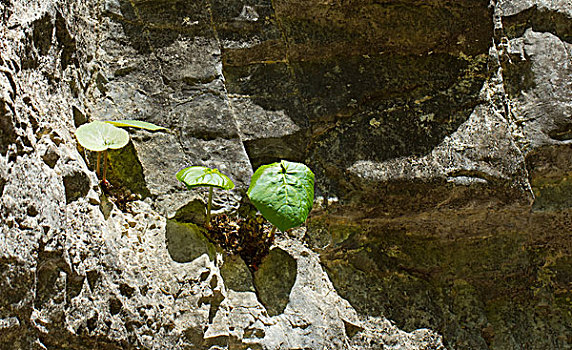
[75,120,165,184]
[176,166,235,226]
[247,160,315,239]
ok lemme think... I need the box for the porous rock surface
[0,0,570,349]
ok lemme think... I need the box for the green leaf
[75,121,129,152]
[247,160,314,232]
[105,120,166,131]
[176,166,235,190]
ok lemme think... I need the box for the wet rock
[221,254,255,293]
[106,140,151,198]
[526,144,572,211]
[165,219,216,263]
[253,248,297,316]
[171,199,207,226]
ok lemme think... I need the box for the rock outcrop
[0,0,570,349]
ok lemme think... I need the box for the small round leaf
[247,160,315,232]
[75,121,129,152]
[176,166,235,190]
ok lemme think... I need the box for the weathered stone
[253,247,297,316]
[171,198,207,226]
[106,141,151,198]
[220,254,254,293]
[1,0,571,349]
[165,219,216,263]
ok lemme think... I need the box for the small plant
[75,120,165,184]
[247,160,314,239]
[176,166,235,226]
[173,161,313,269]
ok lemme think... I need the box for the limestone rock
[0,0,571,349]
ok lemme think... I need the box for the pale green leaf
[176,166,235,190]
[75,121,129,152]
[105,120,166,131]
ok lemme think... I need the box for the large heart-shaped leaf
[75,121,129,152]
[105,120,166,131]
[176,166,235,190]
[247,160,314,232]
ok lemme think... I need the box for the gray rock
[253,248,297,317]
[220,254,254,293]
[1,0,571,349]
[165,219,216,263]
[62,166,90,203]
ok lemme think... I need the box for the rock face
[0,0,570,349]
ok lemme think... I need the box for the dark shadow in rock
[88,139,151,212]
[226,50,489,199]
[108,297,123,315]
[316,209,572,350]
[343,319,364,339]
[184,327,207,348]
[502,5,572,44]
[165,219,215,263]
[548,123,572,142]
[66,266,85,304]
[119,283,136,298]
[39,328,129,350]
[35,245,85,308]
[0,99,17,156]
[223,62,309,129]
[99,194,113,220]
[184,326,236,349]
[55,11,78,70]
[500,45,535,98]
[86,269,101,292]
[0,257,34,312]
[210,0,281,44]
[114,0,214,54]
[0,324,37,350]
[303,52,488,196]
[72,106,87,128]
[62,169,90,204]
[107,141,151,199]
[172,199,207,226]
[253,247,297,316]
[198,288,225,324]
[243,129,309,170]
[221,1,493,199]
[32,13,53,56]
[220,254,255,293]
[41,144,60,168]
[526,144,572,211]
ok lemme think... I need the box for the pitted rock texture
[0,0,571,349]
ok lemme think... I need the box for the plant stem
[206,187,213,225]
[103,150,108,183]
[269,225,277,240]
[96,152,101,178]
